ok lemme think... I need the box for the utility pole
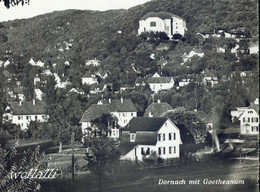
[211,107,215,152]
[71,132,75,182]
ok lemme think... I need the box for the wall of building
[149,81,174,93]
[12,114,48,130]
[111,112,137,127]
[240,109,259,135]
[156,119,182,159]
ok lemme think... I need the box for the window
[169,147,172,154]
[256,118,259,123]
[169,133,172,140]
[251,118,254,122]
[146,148,150,155]
[163,147,166,154]
[174,146,176,154]
[252,127,254,132]
[248,118,250,122]
[130,133,136,142]
[243,117,246,122]
[131,113,133,117]
[174,133,176,140]
[26,116,29,120]
[165,122,167,127]
[141,147,145,155]
[176,26,178,29]
[256,126,259,132]
[158,147,161,155]
[163,134,165,141]
[158,134,161,141]
[123,113,126,117]
[35,116,38,120]
[150,21,156,27]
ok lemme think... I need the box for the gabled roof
[140,12,184,21]
[123,117,167,132]
[10,101,46,115]
[80,104,110,123]
[103,99,137,112]
[147,77,173,84]
[144,102,174,117]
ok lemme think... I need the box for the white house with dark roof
[144,100,174,117]
[147,73,174,93]
[239,108,259,135]
[3,100,48,130]
[120,117,182,161]
[138,12,187,38]
[80,98,137,137]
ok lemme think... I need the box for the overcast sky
[0,0,150,22]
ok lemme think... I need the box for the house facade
[239,108,259,135]
[80,98,137,137]
[3,100,48,130]
[120,117,182,161]
[147,73,174,93]
[138,12,187,38]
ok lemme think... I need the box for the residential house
[182,50,204,63]
[89,84,106,94]
[3,100,48,130]
[147,73,174,93]
[178,78,192,87]
[202,76,218,87]
[80,98,137,137]
[85,58,101,66]
[239,108,259,135]
[249,42,259,54]
[120,117,182,161]
[138,12,187,38]
[68,88,84,95]
[144,100,174,117]
[82,73,98,85]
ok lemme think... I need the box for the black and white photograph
[0,0,259,191]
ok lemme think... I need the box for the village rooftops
[124,117,168,133]
[140,12,184,21]
[10,101,46,115]
[144,101,174,117]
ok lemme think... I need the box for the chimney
[109,98,111,104]
[157,99,161,103]
[120,97,123,103]
[33,99,36,105]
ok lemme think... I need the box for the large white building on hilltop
[138,12,187,38]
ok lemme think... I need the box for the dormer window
[130,133,136,142]
[150,21,156,27]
